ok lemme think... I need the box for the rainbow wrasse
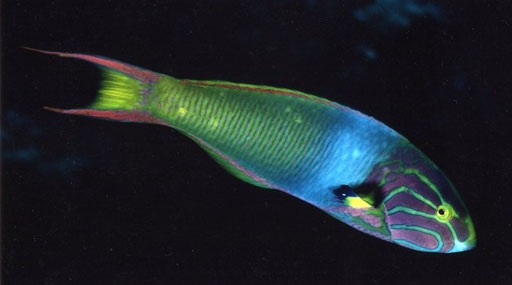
[29,48,476,253]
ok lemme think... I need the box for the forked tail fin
[25,47,168,125]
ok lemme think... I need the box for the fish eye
[435,205,453,222]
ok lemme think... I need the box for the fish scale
[29,47,476,253]
[160,81,339,191]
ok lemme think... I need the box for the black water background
[2,1,512,283]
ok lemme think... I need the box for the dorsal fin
[181,79,345,110]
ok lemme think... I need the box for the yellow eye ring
[435,204,453,222]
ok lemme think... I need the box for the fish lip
[446,238,476,253]
[446,215,477,253]
[454,214,477,252]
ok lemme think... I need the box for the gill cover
[368,144,476,253]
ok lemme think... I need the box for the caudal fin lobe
[26,47,167,125]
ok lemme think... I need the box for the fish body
[29,48,476,253]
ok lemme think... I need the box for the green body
[95,71,400,197]
[34,47,475,253]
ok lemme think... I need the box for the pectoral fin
[332,185,373,209]
[328,185,391,239]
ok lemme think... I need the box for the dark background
[2,0,511,283]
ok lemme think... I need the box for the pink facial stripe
[389,212,455,252]
[391,228,439,250]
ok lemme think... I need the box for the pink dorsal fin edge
[23,47,161,83]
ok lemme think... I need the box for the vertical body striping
[33,48,475,253]
[149,75,403,200]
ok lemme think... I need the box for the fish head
[373,145,476,253]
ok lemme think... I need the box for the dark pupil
[438,209,445,215]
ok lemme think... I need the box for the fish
[27,47,476,253]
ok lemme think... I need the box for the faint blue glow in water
[3,147,39,162]
[6,109,42,136]
[359,45,377,61]
[453,74,466,90]
[354,0,441,30]
[3,109,88,176]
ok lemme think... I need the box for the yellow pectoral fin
[332,185,374,209]
[345,196,373,209]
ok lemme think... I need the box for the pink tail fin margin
[42,107,170,126]
[23,47,161,83]
[26,47,168,126]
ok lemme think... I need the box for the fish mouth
[448,238,476,253]
[447,215,477,253]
